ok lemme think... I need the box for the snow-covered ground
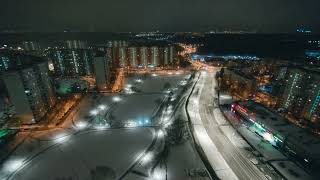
[6,128,154,180]
[1,72,209,180]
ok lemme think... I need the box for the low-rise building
[231,101,320,174]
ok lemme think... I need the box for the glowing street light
[53,133,70,143]
[125,120,137,127]
[90,109,99,116]
[162,116,170,123]
[94,123,110,130]
[3,158,24,173]
[164,121,172,128]
[98,104,107,111]
[152,169,165,180]
[126,84,132,88]
[75,121,88,130]
[112,96,122,102]
[151,73,158,77]
[141,152,153,164]
[158,130,165,138]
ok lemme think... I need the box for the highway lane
[196,71,267,180]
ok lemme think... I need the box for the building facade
[0,55,55,124]
[47,49,93,76]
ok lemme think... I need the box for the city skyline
[0,1,320,180]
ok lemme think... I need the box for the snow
[5,128,154,180]
[1,72,200,180]
[219,125,250,148]
[270,161,313,180]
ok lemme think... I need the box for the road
[188,70,267,180]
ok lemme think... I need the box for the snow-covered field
[7,128,154,180]
[1,72,203,180]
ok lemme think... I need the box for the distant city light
[135,79,143,83]
[151,73,158,77]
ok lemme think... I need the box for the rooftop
[239,101,320,159]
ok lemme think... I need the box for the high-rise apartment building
[302,72,320,123]
[0,55,55,124]
[99,45,176,69]
[139,47,149,67]
[128,47,138,67]
[280,68,306,111]
[48,49,93,76]
[169,46,175,64]
[0,52,11,72]
[65,40,88,49]
[119,47,127,67]
[150,46,159,67]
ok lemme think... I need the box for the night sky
[1,0,319,33]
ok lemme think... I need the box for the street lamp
[152,169,165,180]
[75,121,88,130]
[113,96,122,102]
[3,158,24,173]
[141,152,153,165]
[90,109,99,116]
[98,104,106,111]
[158,130,165,138]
